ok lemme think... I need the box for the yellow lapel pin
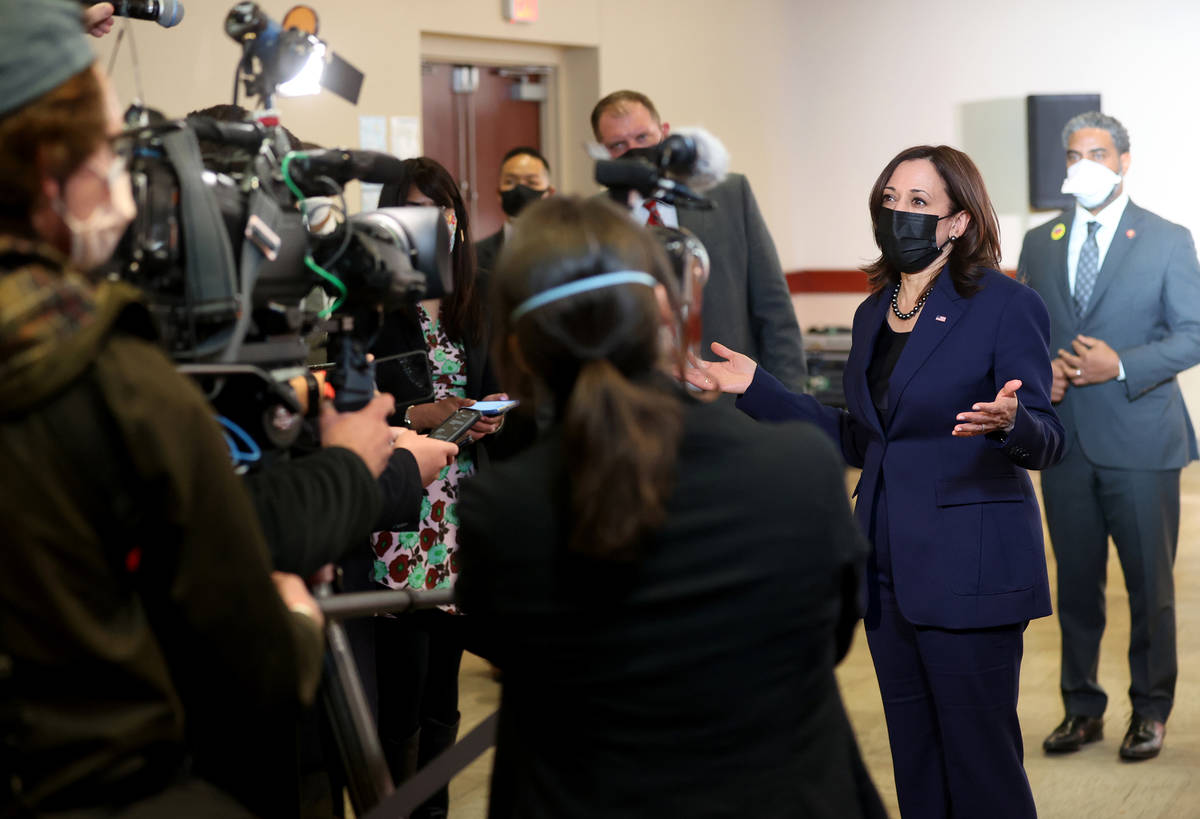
[1050,223,1066,241]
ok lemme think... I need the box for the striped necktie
[1074,220,1102,317]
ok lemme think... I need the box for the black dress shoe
[1043,714,1103,752]
[1119,714,1165,760]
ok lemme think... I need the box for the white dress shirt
[1066,192,1129,293]
[1065,191,1129,380]
[628,191,679,229]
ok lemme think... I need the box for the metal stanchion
[313,586,455,816]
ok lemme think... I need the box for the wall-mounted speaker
[1026,94,1101,211]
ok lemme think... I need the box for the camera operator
[591,90,808,393]
[0,3,325,814]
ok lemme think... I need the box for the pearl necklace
[891,281,934,321]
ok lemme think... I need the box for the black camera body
[106,113,448,459]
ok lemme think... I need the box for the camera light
[278,37,326,97]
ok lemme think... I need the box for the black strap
[161,127,238,317]
[361,711,498,819]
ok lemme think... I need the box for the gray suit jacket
[678,173,807,393]
[1018,200,1200,469]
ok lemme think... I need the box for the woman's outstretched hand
[684,342,759,395]
[952,379,1021,437]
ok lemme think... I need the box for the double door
[421,62,550,242]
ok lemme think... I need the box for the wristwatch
[403,405,415,428]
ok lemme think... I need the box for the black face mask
[875,208,955,274]
[500,184,547,218]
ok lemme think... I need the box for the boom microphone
[110,0,185,28]
[594,127,730,209]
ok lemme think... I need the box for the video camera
[105,3,450,461]
[594,128,730,209]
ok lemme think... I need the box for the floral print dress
[371,304,474,611]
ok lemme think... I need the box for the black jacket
[0,240,323,813]
[246,442,421,576]
[457,396,885,819]
[475,228,505,278]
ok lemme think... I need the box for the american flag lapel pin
[935,315,947,322]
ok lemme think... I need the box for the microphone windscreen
[672,127,729,193]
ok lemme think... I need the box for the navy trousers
[865,487,1036,819]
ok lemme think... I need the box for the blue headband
[509,271,658,322]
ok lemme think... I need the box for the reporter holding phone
[456,196,884,818]
[369,156,505,816]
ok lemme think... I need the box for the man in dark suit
[475,146,555,277]
[590,90,808,392]
[1020,111,1200,760]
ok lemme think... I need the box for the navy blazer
[738,268,1064,630]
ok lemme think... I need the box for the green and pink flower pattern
[371,304,474,612]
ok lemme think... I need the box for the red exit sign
[504,0,538,23]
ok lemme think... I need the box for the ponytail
[563,358,683,560]
[491,195,692,560]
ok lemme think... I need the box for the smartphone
[428,408,482,444]
[471,399,519,416]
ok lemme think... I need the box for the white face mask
[1061,158,1123,210]
[54,156,136,271]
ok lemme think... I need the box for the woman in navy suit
[692,146,1064,818]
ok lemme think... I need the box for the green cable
[280,150,307,201]
[283,150,347,317]
[306,255,346,318]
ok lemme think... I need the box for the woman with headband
[455,196,885,818]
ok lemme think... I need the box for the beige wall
[95,0,1200,406]
[94,0,1200,266]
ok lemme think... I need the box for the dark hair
[185,103,305,176]
[500,145,550,175]
[1062,111,1130,155]
[590,90,661,141]
[492,196,685,560]
[863,145,1001,297]
[379,157,481,345]
[0,67,107,237]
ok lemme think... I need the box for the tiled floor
[443,464,1200,818]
